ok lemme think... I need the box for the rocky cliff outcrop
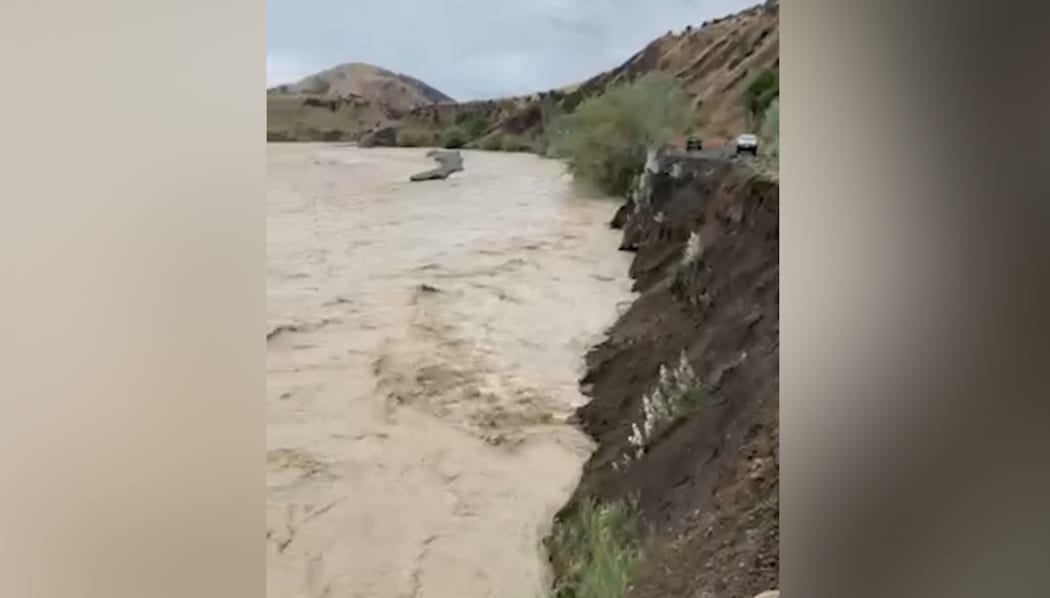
[552,151,779,598]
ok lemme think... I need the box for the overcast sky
[267,0,757,100]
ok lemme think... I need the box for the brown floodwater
[267,144,633,598]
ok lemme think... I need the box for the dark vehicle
[685,136,703,151]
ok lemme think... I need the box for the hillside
[362,0,778,149]
[267,62,454,141]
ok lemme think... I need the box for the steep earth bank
[553,150,779,597]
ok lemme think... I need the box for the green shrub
[396,128,435,147]
[538,95,568,157]
[475,131,532,152]
[454,112,490,139]
[500,133,533,152]
[441,126,469,149]
[760,97,779,157]
[746,67,779,122]
[548,498,638,598]
[548,73,693,196]
[479,133,504,151]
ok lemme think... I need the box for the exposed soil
[554,151,779,598]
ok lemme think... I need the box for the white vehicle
[735,133,759,156]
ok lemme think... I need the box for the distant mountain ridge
[267,62,453,141]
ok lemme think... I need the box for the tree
[746,67,779,123]
[549,73,693,196]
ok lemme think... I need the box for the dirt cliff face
[556,151,779,597]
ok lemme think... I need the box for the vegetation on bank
[746,67,779,160]
[745,67,779,124]
[761,97,779,157]
[473,131,532,152]
[545,73,693,196]
[536,94,567,157]
[440,126,469,149]
[396,128,437,147]
[441,112,491,148]
[364,67,777,182]
[548,498,639,598]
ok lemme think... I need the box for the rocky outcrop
[552,151,779,598]
[409,150,464,181]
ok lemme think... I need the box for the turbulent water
[267,144,633,598]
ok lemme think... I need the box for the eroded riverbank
[267,144,634,598]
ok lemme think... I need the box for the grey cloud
[267,0,758,99]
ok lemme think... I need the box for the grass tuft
[548,498,638,598]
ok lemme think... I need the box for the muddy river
[267,144,633,598]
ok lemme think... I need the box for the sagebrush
[479,132,506,151]
[760,97,779,157]
[441,126,469,149]
[396,128,435,147]
[746,67,779,123]
[547,73,693,197]
[537,94,567,157]
[454,112,490,139]
[500,133,533,152]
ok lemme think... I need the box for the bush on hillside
[500,133,533,152]
[475,131,532,152]
[746,67,779,122]
[548,73,693,196]
[454,112,490,139]
[441,126,469,149]
[396,128,435,147]
[760,97,779,157]
[479,133,504,151]
[537,95,567,157]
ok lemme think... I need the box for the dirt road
[267,144,633,598]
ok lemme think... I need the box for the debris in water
[409,150,464,182]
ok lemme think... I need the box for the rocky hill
[267,62,454,142]
[363,0,778,149]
